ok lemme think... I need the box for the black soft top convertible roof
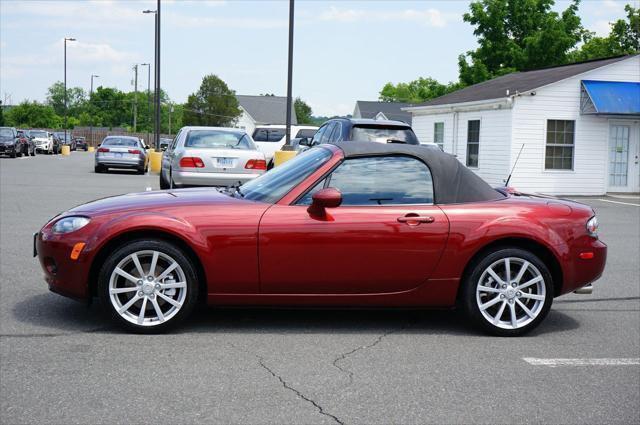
[329,141,505,204]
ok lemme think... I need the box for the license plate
[114,153,123,158]
[216,157,235,168]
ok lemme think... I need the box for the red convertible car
[35,142,606,335]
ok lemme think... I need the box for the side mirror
[298,137,311,147]
[307,188,342,217]
[145,145,151,150]
[160,145,167,152]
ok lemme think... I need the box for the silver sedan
[95,136,149,174]
[160,127,266,189]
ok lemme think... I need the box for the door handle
[397,215,435,224]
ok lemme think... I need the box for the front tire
[98,239,199,333]
[461,247,553,337]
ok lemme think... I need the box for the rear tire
[94,165,105,173]
[97,239,199,333]
[461,247,553,337]
[159,172,169,189]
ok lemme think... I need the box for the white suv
[30,130,55,154]
[251,125,318,167]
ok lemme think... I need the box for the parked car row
[1,127,38,157]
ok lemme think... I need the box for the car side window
[311,125,327,145]
[329,122,343,142]
[297,156,434,206]
[170,131,181,151]
[319,123,335,144]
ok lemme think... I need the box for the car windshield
[295,129,317,138]
[351,125,419,145]
[185,130,254,150]
[102,138,139,147]
[252,128,285,142]
[0,128,14,137]
[55,133,71,141]
[30,131,47,138]
[240,147,332,203]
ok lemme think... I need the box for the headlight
[52,216,91,234]
[586,216,598,238]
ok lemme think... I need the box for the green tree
[458,0,586,85]
[379,77,463,103]
[183,75,242,127]
[0,101,5,126]
[571,5,639,61]
[294,97,313,124]
[5,101,61,128]
[46,81,86,116]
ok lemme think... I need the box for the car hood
[0,136,15,143]
[68,187,256,216]
[33,137,49,142]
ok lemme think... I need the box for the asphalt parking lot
[1,152,639,425]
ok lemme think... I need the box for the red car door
[259,155,450,294]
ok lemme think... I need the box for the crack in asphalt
[332,323,409,388]
[227,342,344,425]
[257,357,344,425]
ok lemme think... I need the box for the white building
[405,55,640,195]
[235,95,297,136]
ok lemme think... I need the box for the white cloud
[319,6,452,27]
[61,40,137,64]
[593,19,613,37]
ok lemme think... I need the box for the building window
[434,122,444,150]
[545,120,574,170]
[466,120,480,167]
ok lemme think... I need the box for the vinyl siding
[412,109,512,186]
[509,56,640,195]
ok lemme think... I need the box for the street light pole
[90,74,99,146]
[132,64,138,132]
[64,37,76,146]
[143,6,160,150]
[284,0,294,147]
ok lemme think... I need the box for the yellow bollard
[273,150,297,167]
[149,151,163,173]
[61,145,71,156]
[87,146,95,153]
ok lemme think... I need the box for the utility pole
[132,64,138,132]
[155,0,161,148]
[90,74,99,146]
[64,37,76,145]
[284,0,295,147]
[169,103,174,135]
[141,63,151,142]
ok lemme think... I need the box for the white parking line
[592,199,640,207]
[523,357,640,367]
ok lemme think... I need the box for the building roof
[355,101,413,124]
[413,55,636,108]
[236,95,297,125]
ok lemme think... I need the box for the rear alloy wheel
[98,240,199,333]
[462,248,553,336]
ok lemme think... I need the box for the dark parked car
[17,129,36,156]
[74,137,88,151]
[54,132,76,151]
[159,137,173,152]
[0,127,21,158]
[299,118,419,151]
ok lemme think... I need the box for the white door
[607,122,640,193]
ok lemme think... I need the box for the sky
[0,0,634,117]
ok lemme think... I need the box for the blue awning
[581,80,640,115]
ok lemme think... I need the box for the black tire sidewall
[97,239,199,333]
[462,247,554,337]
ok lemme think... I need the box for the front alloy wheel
[99,240,198,333]
[462,248,553,336]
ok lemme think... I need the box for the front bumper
[35,229,94,300]
[173,170,262,187]
[0,144,16,153]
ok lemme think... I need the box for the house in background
[405,55,640,195]
[235,95,297,135]
[353,101,414,124]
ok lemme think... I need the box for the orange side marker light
[70,242,86,260]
